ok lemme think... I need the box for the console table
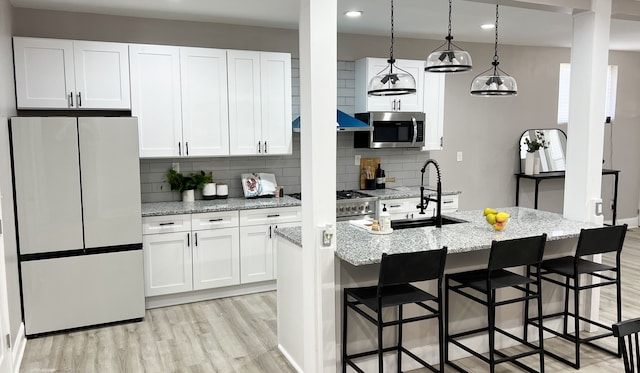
[515,169,619,225]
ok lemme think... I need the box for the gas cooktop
[287,190,375,201]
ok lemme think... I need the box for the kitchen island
[275,207,602,371]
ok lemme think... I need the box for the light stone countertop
[361,186,461,200]
[274,207,601,266]
[141,196,301,217]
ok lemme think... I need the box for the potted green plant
[165,169,212,201]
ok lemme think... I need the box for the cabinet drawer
[240,207,301,226]
[441,195,459,210]
[142,214,191,235]
[192,211,239,230]
[380,198,420,214]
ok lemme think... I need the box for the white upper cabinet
[355,57,425,113]
[129,44,183,157]
[13,37,130,110]
[228,50,292,156]
[180,47,230,157]
[423,73,446,151]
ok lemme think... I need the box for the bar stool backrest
[613,317,640,373]
[575,224,627,257]
[488,234,547,271]
[378,248,448,289]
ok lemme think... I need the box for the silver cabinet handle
[267,214,280,218]
[159,222,175,226]
[257,141,261,153]
[264,141,267,153]
[77,92,82,107]
[412,116,418,145]
[209,218,223,222]
[443,200,454,204]
[69,92,74,107]
[178,142,181,156]
[392,99,396,111]
[389,204,402,208]
[398,99,401,111]
[185,142,189,156]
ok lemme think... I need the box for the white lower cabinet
[379,195,459,221]
[239,207,301,284]
[142,211,239,297]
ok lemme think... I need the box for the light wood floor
[20,229,640,372]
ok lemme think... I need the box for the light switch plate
[354,155,361,166]
[457,152,463,162]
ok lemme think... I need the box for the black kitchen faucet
[418,159,442,228]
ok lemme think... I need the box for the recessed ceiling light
[345,10,363,18]
[481,23,495,30]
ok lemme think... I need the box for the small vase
[533,152,541,174]
[525,152,535,175]
[182,189,195,202]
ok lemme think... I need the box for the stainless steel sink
[391,216,467,230]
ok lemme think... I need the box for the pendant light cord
[389,0,395,64]
[492,4,500,73]
[446,0,453,47]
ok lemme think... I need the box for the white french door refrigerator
[10,116,144,336]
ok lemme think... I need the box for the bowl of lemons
[483,208,510,231]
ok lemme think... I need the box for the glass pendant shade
[470,4,517,96]
[425,0,472,73]
[368,60,417,96]
[368,0,417,96]
[470,63,517,96]
[426,46,472,73]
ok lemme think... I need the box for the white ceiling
[9,0,640,51]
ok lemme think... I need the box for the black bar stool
[445,234,547,373]
[342,247,448,373]
[613,317,640,373]
[526,224,627,369]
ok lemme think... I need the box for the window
[557,63,618,124]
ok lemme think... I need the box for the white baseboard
[145,281,276,309]
[12,322,26,373]
[604,216,638,228]
[278,344,303,373]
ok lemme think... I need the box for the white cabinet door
[228,50,262,155]
[355,58,425,113]
[192,227,240,290]
[130,44,183,157]
[13,37,75,109]
[423,73,446,151]
[143,232,192,296]
[239,224,273,284]
[180,47,230,156]
[73,41,130,109]
[260,52,292,155]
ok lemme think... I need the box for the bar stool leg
[438,280,444,372]
[574,275,581,370]
[563,277,570,336]
[444,276,451,366]
[378,310,384,372]
[488,289,496,373]
[342,292,348,373]
[524,265,531,342]
[537,277,545,373]
[398,304,403,373]
[616,266,623,357]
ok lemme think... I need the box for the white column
[563,0,611,225]
[299,0,337,372]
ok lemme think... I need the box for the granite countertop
[142,196,301,217]
[361,186,461,200]
[274,207,601,266]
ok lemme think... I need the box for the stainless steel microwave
[354,112,425,148]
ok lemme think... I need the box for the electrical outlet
[172,162,180,172]
[456,151,463,162]
[354,155,361,166]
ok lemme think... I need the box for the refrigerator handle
[187,233,190,247]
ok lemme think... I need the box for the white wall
[11,7,640,221]
[0,0,22,350]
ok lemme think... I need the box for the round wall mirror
[519,129,567,173]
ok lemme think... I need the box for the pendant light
[368,0,417,96]
[425,0,472,73]
[470,4,517,96]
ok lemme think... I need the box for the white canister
[216,183,228,199]
[203,183,217,200]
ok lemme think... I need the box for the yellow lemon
[484,207,498,216]
[496,212,510,223]
[486,213,497,225]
